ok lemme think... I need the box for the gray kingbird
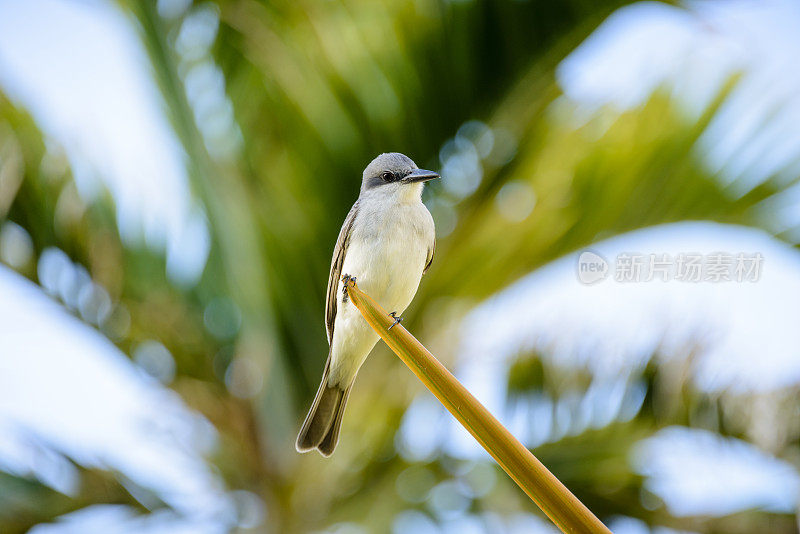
[296,152,438,457]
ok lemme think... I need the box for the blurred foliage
[1,0,800,533]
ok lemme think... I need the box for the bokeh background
[1,0,799,532]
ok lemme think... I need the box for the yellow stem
[345,279,611,534]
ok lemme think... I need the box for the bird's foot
[341,274,356,303]
[388,311,403,330]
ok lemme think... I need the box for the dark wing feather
[423,238,435,274]
[325,201,359,344]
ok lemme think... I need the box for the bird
[296,152,438,457]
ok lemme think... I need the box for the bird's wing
[325,201,360,345]
[423,238,435,274]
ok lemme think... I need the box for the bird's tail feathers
[296,360,351,457]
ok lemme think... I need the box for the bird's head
[360,152,439,202]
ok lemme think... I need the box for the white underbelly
[328,226,428,386]
[342,234,427,313]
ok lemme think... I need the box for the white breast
[328,186,435,386]
[342,198,432,314]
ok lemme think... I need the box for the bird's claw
[341,274,356,303]
[388,311,403,330]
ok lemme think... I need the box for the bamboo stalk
[344,278,611,534]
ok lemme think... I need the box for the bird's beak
[403,169,439,184]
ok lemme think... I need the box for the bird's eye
[381,171,394,182]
